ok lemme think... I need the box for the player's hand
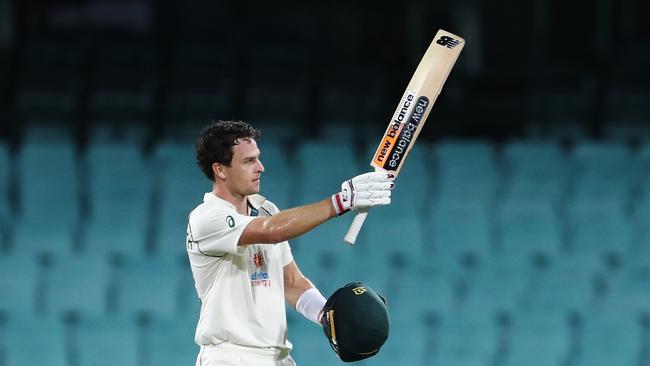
[331,172,395,216]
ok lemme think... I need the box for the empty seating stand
[2,130,649,366]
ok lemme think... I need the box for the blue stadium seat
[429,202,492,268]
[15,138,79,257]
[316,124,357,144]
[569,142,635,207]
[145,317,199,366]
[520,263,594,317]
[175,258,201,319]
[84,141,151,259]
[566,201,632,268]
[433,140,499,207]
[288,319,341,365]
[291,218,357,297]
[363,211,424,268]
[75,316,139,366]
[116,257,181,320]
[295,141,360,204]
[601,265,650,315]
[632,197,650,264]
[462,263,527,316]
[503,313,570,366]
[575,312,642,366]
[45,254,111,318]
[4,316,67,366]
[496,201,562,266]
[0,141,9,247]
[632,144,650,260]
[0,254,40,317]
[384,272,455,324]
[502,140,568,205]
[434,310,499,366]
[363,320,428,365]
[153,140,207,259]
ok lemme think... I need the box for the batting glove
[331,172,395,216]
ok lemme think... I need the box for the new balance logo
[436,35,461,49]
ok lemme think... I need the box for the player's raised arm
[238,172,394,245]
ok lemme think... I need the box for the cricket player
[187,120,394,366]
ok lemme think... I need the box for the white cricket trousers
[196,343,297,366]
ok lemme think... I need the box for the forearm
[240,198,337,245]
[270,199,337,241]
[285,274,316,308]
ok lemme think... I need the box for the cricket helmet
[320,282,389,362]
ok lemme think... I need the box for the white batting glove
[331,172,395,216]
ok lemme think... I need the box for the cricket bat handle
[344,209,368,245]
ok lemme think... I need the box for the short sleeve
[261,200,293,266]
[279,241,293,267]
[188,206,256,256]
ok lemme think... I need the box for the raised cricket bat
[344,29,464,245]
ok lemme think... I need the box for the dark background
[1,0,649,147]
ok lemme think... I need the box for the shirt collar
[203,192,266,212]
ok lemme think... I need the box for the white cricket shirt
[186,192,294,351]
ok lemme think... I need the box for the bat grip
[343,209,368,245]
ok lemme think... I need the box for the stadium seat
[502,140,568,205]
[364,320,428,365]
[429,202,492,268]
[569,142,635,207]
[495,201,562,266]
[433,140,499,207]
[363,211,424,268]
[290,218,357,297]
[153,140,207,259]
[434,310,499,366]
[83,141,151,259]
[575,311,642,366]
[116,256,181,320]
[602,265,650,315]
[295,141,360,205]
[44,254,111,318]
[0,141,9,249]
[502,313,570,366]
[14,136,79,258]
[632,144,650,260]
[519,262,594,319]
[288,319,341,366]
[384,272,455,324]
[75,316,139,366]
[566,201,632,268]
[4,315,68,366]
[145,317,199,366]
[462,263,527,316]
[0,254,40,317]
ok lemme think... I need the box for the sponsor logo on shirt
[250,247,271,287]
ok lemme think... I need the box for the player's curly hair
[196,120,261,181]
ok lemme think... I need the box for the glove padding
[331,172,394,216]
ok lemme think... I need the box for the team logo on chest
[249,247,271,287]
[253,250,265,268]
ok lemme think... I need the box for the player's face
[223,138,265,196]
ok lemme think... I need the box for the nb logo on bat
[436,35,461,49]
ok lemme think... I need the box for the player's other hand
[331,172,395,216]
